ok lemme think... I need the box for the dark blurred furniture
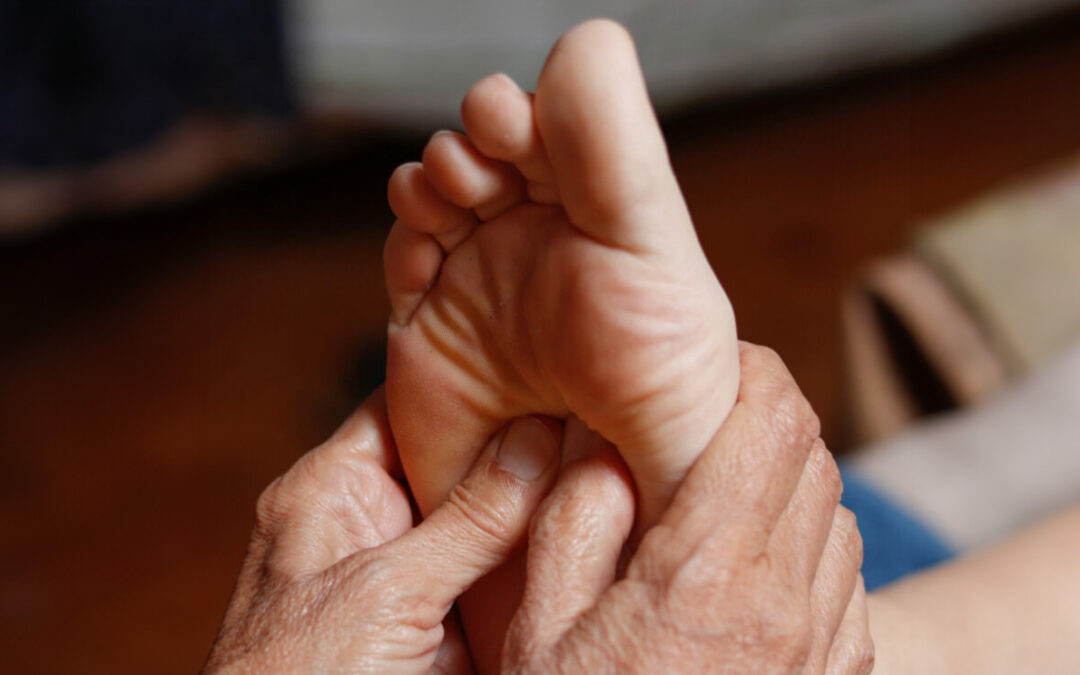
[0,0,290,169]
[3,15,1080,674]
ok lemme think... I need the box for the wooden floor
[4,15,1080,673]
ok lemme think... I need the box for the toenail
[493,72,521,91]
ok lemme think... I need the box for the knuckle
[833,507,864,567]
[740,343,816,434]
[661,561,722,610]
[771,382,821,447]
[748,357,820,458]
[834,506,858,537]
[252,451,342,537]
[740,341,782,375]
[532,461,632,547]
[853,638,877,675]
[832,636,876,675]
[445,479,513,547]
[814,442,843,504]
[253,476,290,535]
[858,640,877,674]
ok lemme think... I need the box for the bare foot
[385,18,737,524]
[383,19,739,669]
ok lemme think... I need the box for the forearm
[869,503,1080,674]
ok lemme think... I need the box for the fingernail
[497,417,556,481]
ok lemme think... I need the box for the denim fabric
[839,463,954,590]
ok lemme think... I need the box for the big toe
[534,19,691,253]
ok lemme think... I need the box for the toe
[421,130,525,221]
[384,220,443,326]
[534,19,691,253]
[388,162,479,252]
[461,73,559,205]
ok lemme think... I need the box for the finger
[371,415,562,625]
[505,437,635,661]
[640,343,821,573]
[250,386,413,581]
[767,439,844,590]
[805,508,865,673]
[824,576,875,675]
[430,607,475,675]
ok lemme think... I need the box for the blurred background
[3,1,1080,671]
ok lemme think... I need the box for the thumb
[383,416,562,615]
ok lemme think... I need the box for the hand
[503,344,874,674]
[204,388,562,673]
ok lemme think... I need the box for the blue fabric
[839,463,954,590]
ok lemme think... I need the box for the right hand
[503,343,874,674]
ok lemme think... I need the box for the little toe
[387,162,478,252]
[461,73,559,205]
[421,130,525,221]
[384,220,443,326]
[534,19,692,253]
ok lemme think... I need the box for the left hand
[502,344,873,674]
[204,387,562,673]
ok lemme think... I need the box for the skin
[383,20,739,668]
[869,503,1080,674]
[503,344,874,674]
[204,389,565,673]
[384,19,739,532]
[206,345,872,673]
